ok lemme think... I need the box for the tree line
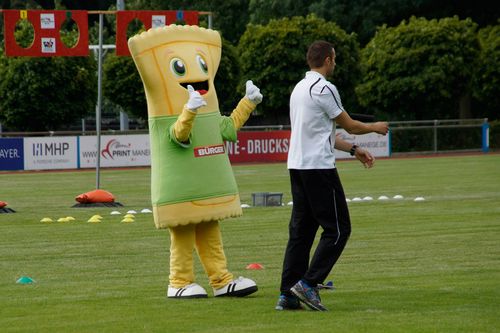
[0,0,498,131]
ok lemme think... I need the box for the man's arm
[334,135,375,168]
[335,111,388,135]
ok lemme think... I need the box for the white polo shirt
[287,71,345,170]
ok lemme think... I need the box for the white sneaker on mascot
[213,277,258,297]
[167,283,208,299]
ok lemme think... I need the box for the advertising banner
[79,135,150,168]
[227,130,390,163]
[24,136,78,170]
[334,129,390,159]
[0,138,24,170]
[3,10,89,57]
[3,131,389,171]
[227,131,291,163]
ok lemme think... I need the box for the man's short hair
[307,40,334,69]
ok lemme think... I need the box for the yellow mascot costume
[128,25,262,298]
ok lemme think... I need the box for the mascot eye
[196,55,208,74]
[170,58,186,76]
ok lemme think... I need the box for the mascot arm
[171,106,197,146]
[171,85,206,146]
[230,80,263,130]
[230,97,257,131]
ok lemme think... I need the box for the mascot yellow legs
[169,220,233,290]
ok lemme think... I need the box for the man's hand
[186,85,207,111]
[355,147,375,168]
[245,80,263,105]
[372,122,389,135]
[335,112,390,136]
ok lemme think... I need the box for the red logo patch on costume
[194,144,225,157]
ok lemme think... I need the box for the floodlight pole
[117,0,129,131]
[95,12,104,189]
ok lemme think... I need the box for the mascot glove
[186,85,207,111]
[245,80,263,105]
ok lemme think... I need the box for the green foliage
[249,0,500,47]
[248,0,391,46]
[59,18,80,48]
[0,55,97,131]
[13,18,35,48]
[391,125,484,153]
[472,22,500,120]
[490,120,500,149]
[87,16,116,46]
[200,0,250,45]
[307,0,421,46]
[238,15,361,120]
[357,16,479,121]
[248,0,309,25]
[215,39,242,115]
[103,54,146,119]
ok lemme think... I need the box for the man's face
[327,48,336,76]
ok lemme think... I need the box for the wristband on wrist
[350,144,359,156]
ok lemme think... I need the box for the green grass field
[1,154,499,332]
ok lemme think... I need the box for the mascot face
[128,25,222,117]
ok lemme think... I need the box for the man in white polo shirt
[276,40,389,311]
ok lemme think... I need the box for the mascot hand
[245,80,263,105]
[186,85,207,111]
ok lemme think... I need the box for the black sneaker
[291,280,328,311]
[275,294,304,311]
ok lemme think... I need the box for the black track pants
[280,168,351,293]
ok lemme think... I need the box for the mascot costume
[128,25,263,298]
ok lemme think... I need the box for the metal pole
[116,0,129,131]
[482,118,489,153]
[433,119,438,153]
[120,110,129,131]
[208,12,213,29]
[95,13,104,189]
